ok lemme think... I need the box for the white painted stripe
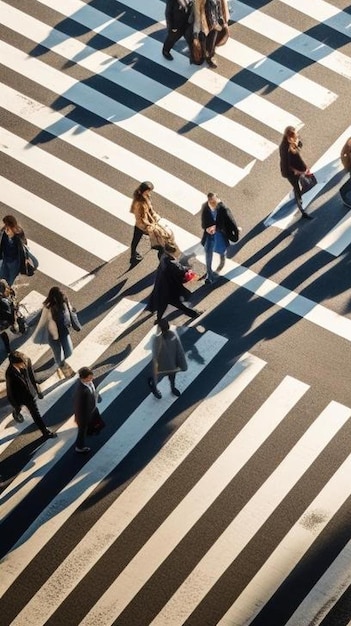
[0,173,124,262]
[0,78,203,216]
[317,211,351,256]
[0,330,226,596]
[0,10,247,187]
[9,351,268,625]
[219,452,351,625]
[264,123,351,230]
[150,401,351,625]
[79,375,310,625]
[218,38,336,109]
[27,240,92,290]
[0,4,273,162]
[37,0,301,132]
[235,1,351,79]
[285,540,351,626]
[0,298,144,462]
[279,0,351,37]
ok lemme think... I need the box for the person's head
[283,126,298,144]
[43,286,66,309]
[78,366,94,383]
[207,192,219,208]
[158,319,170,334]
[9,351,27,369]
[3,215,20,237]
[133,181,154,201]
[164,242,177,257]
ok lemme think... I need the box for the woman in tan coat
[129,181,161,263]
[192,0,230,67]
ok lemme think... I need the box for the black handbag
[69,307,82,331]
[299,173,317,194]
[21,244,38,276]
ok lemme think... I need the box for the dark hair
[78,366,93,379]
[9,350,26,365]
[158,319,170,333]
[43,286,67,309]
[3,215,22,234]
[133,181,154,201]
[207,192,217,200]
[164,242,177,255]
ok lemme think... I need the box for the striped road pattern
[1,292,351,624]
[1,1,351,625]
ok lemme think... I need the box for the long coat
[130,197,160,234]
[147,254,190,314]
[193,0,230,36]
[201,201,239,246]
[74,380,98,428]
[152,328,188,375]
[6,360,39,408]
[165,0,192,30]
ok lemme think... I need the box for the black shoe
[301,212,313,219]
[12,410,24,423]
[206,57,217,68]
[162,48,173,61]
[43,430,57,439]
[148,377,162,399]
[171,386,181,397]
[75,446,91,453]
[189,309,203,319]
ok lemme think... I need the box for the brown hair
[3,215,22,234]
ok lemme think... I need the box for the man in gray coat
[148,320,188,399]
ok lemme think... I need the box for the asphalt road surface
[1,1,351,625]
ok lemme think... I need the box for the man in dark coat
[74,367,102,453]
[201,192,240,284]
[147,244,202,322]
[163,0,193,60]
[6,351,56,438]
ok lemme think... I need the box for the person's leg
[148,371,162,399]
[216,253,226,272]
[61,332,73,360]
[75,421,89,450]
[288,174,311,218]
[177,301,202,319]
[163,29,182,58]
[130,226,144,261]
[26,398,55,437]
[204,237,215,282]
[48,335,64,367]
[169,373,181,396]
[0,331,10,355]
[205,30,218,67]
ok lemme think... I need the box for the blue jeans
[0,258,21,286]
[204,236,215,280]
[48,333,73,367]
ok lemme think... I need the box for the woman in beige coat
[129,181,161,263]
[192,0,230,67]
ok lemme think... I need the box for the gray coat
[152,329,187,375]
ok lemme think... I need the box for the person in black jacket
[201,192,240,284]
[147,243,202,322]
[74,367,102,453]
[163,0,193,60]
[279,126,313,219]
[6,351,56,438]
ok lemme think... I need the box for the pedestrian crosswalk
[1,2,351,624]
[1,300,351,624]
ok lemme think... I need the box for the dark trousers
[130,226,144,257]
[14,398,48,435]
[287,173,303,213]
[0,331,10,354]
[157,299,197,322]
[153,371,176,388]
[163,26,191,53]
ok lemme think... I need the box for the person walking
[148,319,188,399]
[340,137,351,208]
[146,243,202,321]
[74,367,102,453]
[0,215,27,286]
[191,0,230,67]
[6,351,56,438]
[163,0,193,61]
[32,286,77,378]
[201,192,240,284]
[279,126,313,219]
[129,181,160,264]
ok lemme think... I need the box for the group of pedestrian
[163,0,230,69]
